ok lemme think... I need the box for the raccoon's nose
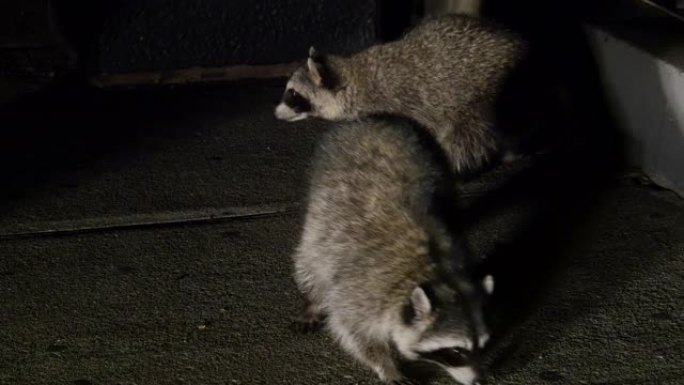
[478,333,490,348]
[471,366,485,385]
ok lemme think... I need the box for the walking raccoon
[292,116,494,384]
[275,14,528,173]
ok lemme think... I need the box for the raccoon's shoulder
[316,116,429,162]
[314,116,452,186]
[409,14,502,35]
[407,14,527,50]
[412,13,478,31]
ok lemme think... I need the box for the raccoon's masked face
[275,47,346,122]
[393,276,494,385]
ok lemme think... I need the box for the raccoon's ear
[307,46,323,85]
[482,275,495,295]
[307,57,324,86]
[306,50,340,89]
[410,286,433,320]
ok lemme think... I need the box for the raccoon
[292,116,494,384]
[275,14,528,173]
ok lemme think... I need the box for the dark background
[0,0,644,77]
[0,1,683,385]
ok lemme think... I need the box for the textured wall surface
[588,26,684,198]
[97,0,378,74]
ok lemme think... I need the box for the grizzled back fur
[276,15,529,173]
[292,116,493,384]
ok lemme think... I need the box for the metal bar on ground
[0,202,299,240]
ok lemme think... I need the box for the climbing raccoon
[275,14,528,173]
[292,116,494,384]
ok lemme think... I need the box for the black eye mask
[418,347,474,367]
[283,89,312,113]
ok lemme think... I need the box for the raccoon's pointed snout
[274,103,290,120]
[445,364,481,385]
[274,103,307,122]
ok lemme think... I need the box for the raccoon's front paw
[389,378,419,385]
[291,317,324,333]
[500,150,522,165]
[379,368,417,385]
[291,306,326,333]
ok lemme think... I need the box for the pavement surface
[0,80,683,385]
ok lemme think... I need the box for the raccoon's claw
[390,379,419,385]
[290,317,324,333]
[291,302,326,333]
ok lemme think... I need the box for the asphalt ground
[0,80,682,385]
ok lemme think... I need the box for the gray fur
[275,14,528,173]
[293,117,490,384]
